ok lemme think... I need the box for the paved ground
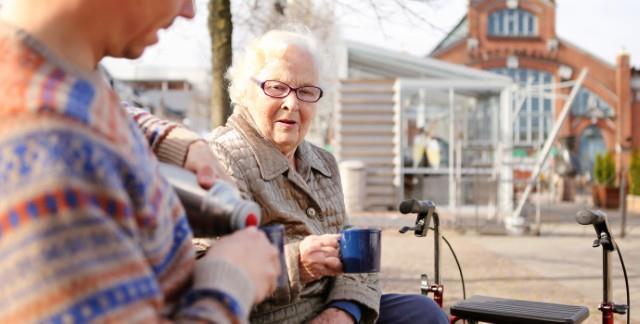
[350,195,640,323]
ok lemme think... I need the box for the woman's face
[249,45,319,157]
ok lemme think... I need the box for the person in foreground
[203,28,450,323]
[0,0,280,322]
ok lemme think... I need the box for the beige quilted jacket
[206,106,381,323]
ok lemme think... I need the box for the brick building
[431,0,640,176]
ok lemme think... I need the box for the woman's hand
[298,234,342,284]
[310,308,355,324]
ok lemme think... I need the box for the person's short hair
[226,25,328,109]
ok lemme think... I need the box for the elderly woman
[203,28,448,324]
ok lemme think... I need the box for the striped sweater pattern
[0,22,241,323]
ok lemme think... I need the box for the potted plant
[592,152,619,208]
[627,150,640,213]
[592,154,603,206]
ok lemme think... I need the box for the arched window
[491,68,553,146]
[570,88,614,118]
[488,9,537,37]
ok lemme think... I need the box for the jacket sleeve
[322,153,382,323]
[207,140,304,304]
[125,104,200,167]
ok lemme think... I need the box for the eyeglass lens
[262,80,322,103]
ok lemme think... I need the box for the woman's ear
[246,85,260,106]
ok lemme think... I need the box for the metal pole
[395,81,405,204]
[534,176,541,235]
[602,237,612,303]
[434,224,440,284]
[449,88,456,210]
[600,245,616,324]
[620,168,627,238]
[511,69,588,223]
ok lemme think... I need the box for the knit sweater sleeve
[125,104,200,167]
[0,125,251,323]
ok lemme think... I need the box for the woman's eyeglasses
[254,79,323,103]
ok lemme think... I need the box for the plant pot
[627,194,640,214]
[592,185,620,209]
[591,185,601,207]
[602,186,620,209]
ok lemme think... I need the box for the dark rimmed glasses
[254,79,323,103]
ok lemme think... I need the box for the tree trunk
[208,0,233,128]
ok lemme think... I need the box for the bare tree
[207,0,439,131]
[208,0,233,127]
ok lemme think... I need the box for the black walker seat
[450,295,589,324]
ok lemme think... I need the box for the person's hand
[201,227,281,303]
[310,308,355,324]
[298,234,342,284]
[184,139,233,189]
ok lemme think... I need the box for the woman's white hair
[226,25,328,109]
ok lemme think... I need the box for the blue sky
[103,0,640,75]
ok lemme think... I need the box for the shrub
[629,150,640,195]
[594,152,616,187]
[594,154,604,185]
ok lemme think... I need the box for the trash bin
[339,160,366,214]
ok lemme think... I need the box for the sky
[103,0,640,77]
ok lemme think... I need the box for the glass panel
[545,116,553,135]
[544,98,552,113]
[518,69,527,83]
[491,67,553,146]
[579,126,607,176]
[405,90,450,169]
[507,12,515,34]
[519,128,528,142]
[570,88,614,118]
[531,97,540,113]
[489,15,495,34]
[531,71,539,83]
[459,175,497,205]
[518,10,524,34]
[519,116,527,130]
[531,129,540,144]
[402,86,503,207]
[487,9,537,37]
[532,116,540,128]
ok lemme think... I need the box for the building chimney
[616,51,631,149]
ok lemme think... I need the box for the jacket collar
[227,106,332,180]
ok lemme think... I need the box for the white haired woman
[204,28,448,324]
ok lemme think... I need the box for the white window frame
[489,9,538,37]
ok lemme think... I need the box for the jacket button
[306,207,317,217]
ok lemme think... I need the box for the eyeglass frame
[253,78,323,103]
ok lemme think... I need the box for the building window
[488,9,537,37]
[491,68,553,146]
[570,88,614,118]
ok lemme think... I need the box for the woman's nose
[281,92,300,111]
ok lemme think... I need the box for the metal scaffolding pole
[507,69,588,234]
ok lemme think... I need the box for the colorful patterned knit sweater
[0,22,253,323]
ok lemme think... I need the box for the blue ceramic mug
[339,227,381,273]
